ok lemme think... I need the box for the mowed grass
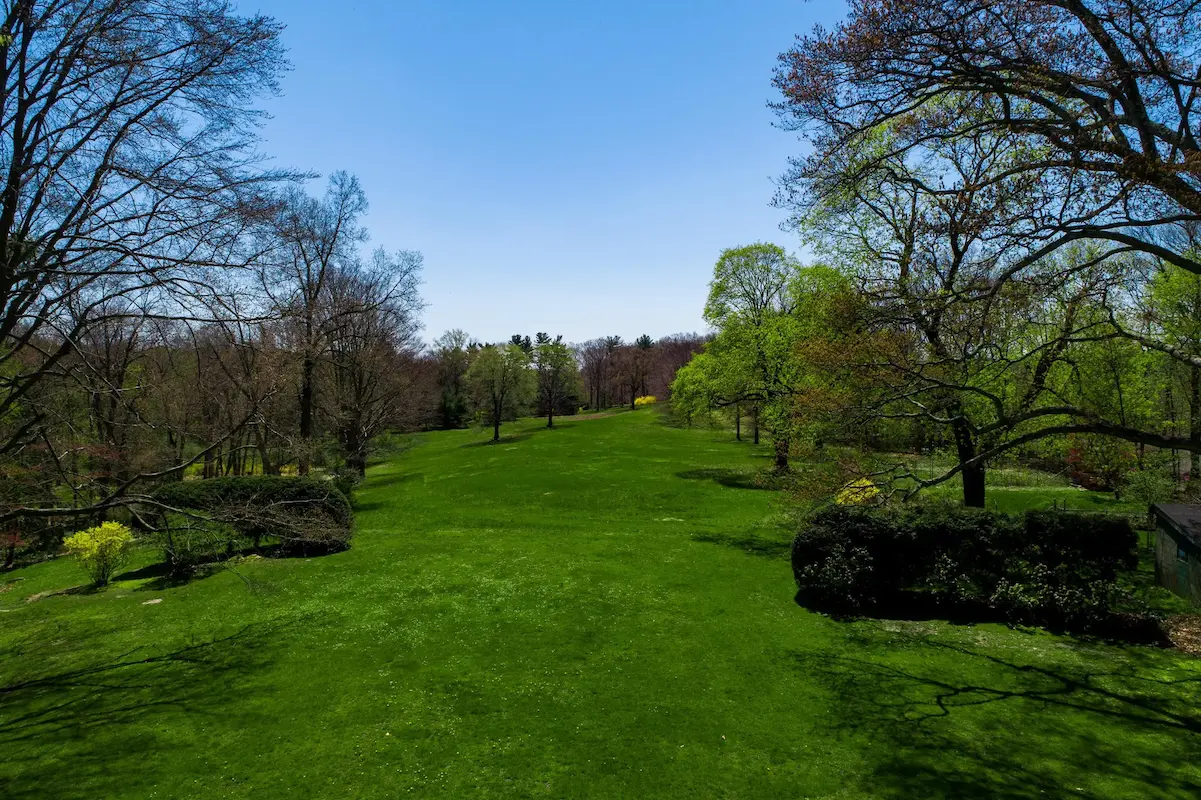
[2,411,1200,799]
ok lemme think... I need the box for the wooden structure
[1151,503,1201,606]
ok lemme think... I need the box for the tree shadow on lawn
[693,529,793,559]
[110,541,323,592]
[460,433,533,448]
[676,468,777,491]
[787,633,1201,798]
[0,621,285,799]
[363,471,424,492]
[795,591,1172,647]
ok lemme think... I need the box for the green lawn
[2,411,1199,799]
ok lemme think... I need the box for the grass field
[2,411,1200,799]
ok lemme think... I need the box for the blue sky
[238,1,847,344]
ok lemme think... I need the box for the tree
[705,244,797,326]
[533,334,577,428]
[433,329,473,428]
[674,244,808,470]
[1144,262,1201,478]
[776,21,1201,502]
[263,172,369,475]
[774,0,1201,278]
[466,344,533,441]
[615,340,652,410]
[578,335,622,409]
[0,0,288,522]
[324,250,425,475]
[646,333,707,400]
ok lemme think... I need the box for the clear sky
[237,1,848,345]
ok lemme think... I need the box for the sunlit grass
[1,411,1198,798]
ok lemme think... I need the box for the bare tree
[324,249,424,475]
[0,0,289,522]
[262,172,368,475]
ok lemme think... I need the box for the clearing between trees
[1,410,1198,799]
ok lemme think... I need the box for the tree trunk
[1191,365,1201,480]
[547,407,554,428]
[735,405,741,441]
[342,425,367,476]
[773,435,790,472]
[255,426,278,476]
[962,463,986,508]
[752,405,760,445]
[953,418,985,508]
[298,352,316,476]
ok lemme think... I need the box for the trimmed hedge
[791,504,1138,632]
[153,476,353,556]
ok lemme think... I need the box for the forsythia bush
[835,478,881,505]
[64,522,134,586]
[634,395,657,408]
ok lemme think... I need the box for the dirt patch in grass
[25,584,90,603]
[1166,615,1201,656]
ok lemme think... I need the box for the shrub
[791,504,1139,632]
[63,522,134,586]
[330,469,363,505]
[153,476,353,558]
[835,478,881,506]
[634,395,657,408]
[153,522,234,577]
[1122,468,1176,511]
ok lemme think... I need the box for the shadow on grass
[794,589,1172,646]
[787,634,1201,798]
[364,471,424,492]
[693,530,793,559]
[111,560,195,592]
[0,621,283,798]
[676,468,775,490]
[461,433,533,448]
[653,413,691,429]
[112,539,329,592]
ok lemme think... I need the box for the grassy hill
[2,411,1199,798]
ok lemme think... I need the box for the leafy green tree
[1145,264,1201,477]
[674,244,815,470]
[533,334,578,428]
[434,329,473,428]
[466,345,534,441]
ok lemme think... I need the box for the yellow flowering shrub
[835,478,881,506]
[63,521,134,586]
[634,395,657,408]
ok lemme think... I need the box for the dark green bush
[791,504,1139,632]
[329,469,363,505]
[153,476,353,557]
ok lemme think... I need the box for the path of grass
[1,411,1199,798]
